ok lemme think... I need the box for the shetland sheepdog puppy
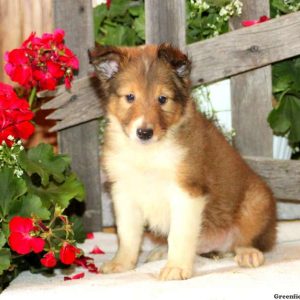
[89,44,276,280]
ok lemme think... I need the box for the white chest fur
[104,118,187,235]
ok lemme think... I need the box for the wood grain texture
[53,0,102,232]
[42,77,103,132]
[245,157,300,201]
[230,0,272,157]
[0,0,53,83]
[145,0,186,48]
[187,10,300,85]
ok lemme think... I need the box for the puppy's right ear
[88,45,125,81]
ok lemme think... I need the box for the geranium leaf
[18,143,70,186]
[28,173,85,210]
[69,216,86,243]
[0,248,11,275]
[268,94,300,144]
[0,168,27,218]
[0,231,6,248]
[8,194,50,220]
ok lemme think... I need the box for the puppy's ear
[157,43,191,79]
[88,45,125,81]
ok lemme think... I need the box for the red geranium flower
[0,82,34,146]
[8,216,45,255]
[241,15,270,27]
[59,242,81,265]
[5,28,79,91]
[41,251,57,268]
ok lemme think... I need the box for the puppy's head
[89,44,191,144]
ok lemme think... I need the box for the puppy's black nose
[136,128,153,141]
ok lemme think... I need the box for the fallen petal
[86,233,94,239]
[89,246,105,255]
[64,272,85,281]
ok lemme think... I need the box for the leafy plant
[268,0,300,149]
[0,140,85,290]
[268,58,300,146]
[94,0,144,46]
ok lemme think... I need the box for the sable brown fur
[90,43,277,280]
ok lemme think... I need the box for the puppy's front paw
[159,265,192,281]
[101,260,134,274]
[234,247,264,268]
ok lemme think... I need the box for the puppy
[89,44,277,280]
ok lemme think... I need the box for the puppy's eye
[125,94,135,103]
[158,95,167,105]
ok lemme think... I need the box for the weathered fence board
[53,0,102,231]
[145,0,186,49]
[230,0,273,157]
[246,157,300,201]
[187,10,300,85]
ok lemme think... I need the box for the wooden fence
[42,0,300,231]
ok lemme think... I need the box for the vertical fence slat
[53,0,102,232]
[145,0,186,48]
[230,0,273,157]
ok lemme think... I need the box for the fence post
[145,0,186,48]
[53,0,102,232]
[230,0,273,157]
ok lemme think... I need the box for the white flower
[219,7,228,16]
[7,135,15,141]
[14,169,24,177]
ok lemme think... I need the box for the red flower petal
[64,272,85,281]
[242,15,270,27]
[46,61,65,78]
[9,216,33,233]
[86,233,94,239]
[60,243,81,265]
[241,20,258,27]
[89,246,105,255]
[8,232,32,254]
[30,237,46,253]
[53,28,65,43]
[74,256,99,273]
[259,15,270,22]
[41,252,57,268]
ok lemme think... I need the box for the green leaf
[69,215,86,243]
[28,173,85,210]
[0,168,27,218]
[8,194,50,220]
[19,144,70,186]
[108,0,129,18]
[133,11,145,40]
[0,248,11,275]
[268,94,300,143]
[0,231,6,249]
[93,4,107,37]
[128,5,143,17]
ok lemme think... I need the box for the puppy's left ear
[88,45,126,81]
[157,44,191,79]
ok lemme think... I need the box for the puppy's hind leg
[146,245,168,263]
